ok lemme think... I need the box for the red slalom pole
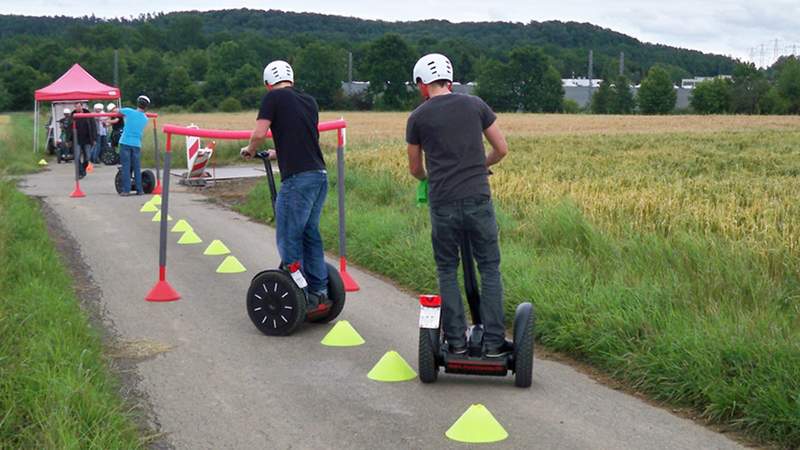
[145,131,180,302]
[69,119,85,198]
[336,126,359,292]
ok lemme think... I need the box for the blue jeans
[275,170,328,295]
[430,194,505,348]
[91,135,107,162]
[119,144,142,194]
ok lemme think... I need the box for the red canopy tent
[33,64,120,152]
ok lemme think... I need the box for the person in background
[117,95,151,196]
[72,101,96,178]
[56,108,72,163]
[90,103,109,164]
[107,103,124,155]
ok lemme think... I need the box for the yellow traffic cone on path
[321,321,365,347]
[203,239,230,256]
[177,229,202,245]
[445,404,508,443]
[367,351,416,382]
[171,219,192,233]
[216,256,246,274]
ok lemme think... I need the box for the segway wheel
[512,302,535,388]
[247,270,307,336]
[141,170,155,194]
[114,169,123,193]
[101,148,119,166]
[418,328,440,383]
[307,263,346,323]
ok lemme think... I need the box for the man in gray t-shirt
[406,53,511,358]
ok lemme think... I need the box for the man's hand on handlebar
[240,146,255,160]
[242,147,276,160]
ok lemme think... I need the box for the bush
[240,87,264,110]
[159,105,185,113]
[190,98,212,112]
[562,98,581,114]
[219,97,242,112]
[638,66,677,114]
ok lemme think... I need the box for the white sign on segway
[419,305,441,329]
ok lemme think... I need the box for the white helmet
[93,102,104,111]
[413,53,453,84]
[107,103,116,111]
[263,60,294,86]
[62,108,71,115]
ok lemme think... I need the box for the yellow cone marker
[445,404,508,443]
[203,239,231,256]
[216,256,246,274]
[321,320,365,347]
[151,211,173,222]
[150,194,162,205]
[140,202,158,213]
[171,219,192,233]
[367,351,416,382]
[38,159,48,166]
[177,229,202,245]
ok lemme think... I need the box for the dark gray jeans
[429,194,505,348]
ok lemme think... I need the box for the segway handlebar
[73,112,158,119]
[161,118,346,140]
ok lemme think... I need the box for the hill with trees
[0,8,743,112]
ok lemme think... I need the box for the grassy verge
[236,130,799,448]
[0,114,142,448]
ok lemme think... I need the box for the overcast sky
[3,0,800,65]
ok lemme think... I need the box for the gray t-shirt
[406,94,497,206]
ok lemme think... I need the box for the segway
[418,236,535,388]
[100,146,120,166]
[246,151,346,336]
[114,167,155,194]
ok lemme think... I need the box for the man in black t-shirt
[406,53,511,358]
[241,60,330,310]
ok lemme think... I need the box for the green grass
[238,131,800,448]
[0,114,142,449]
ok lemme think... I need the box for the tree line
[0,9,740,113]
[3,10,797,115]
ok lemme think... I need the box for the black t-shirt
[112,116,124,132]
[257,88,325,179]
[406,94,497,206]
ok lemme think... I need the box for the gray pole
[114,49,119,87]
[619,52,625,76]
[152,120,161,186]
[588,50,594,98]
[336,135,346,265]
[73,122,80,183]
[159,150,172,269]
[348,52,353,83]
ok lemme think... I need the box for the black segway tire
[247,270,307,336]
[512,302,535,388]
[114,169,123,193]
[141,170,155,194]
[101,148,119,166]
[418,328,440,383]
[308,263,346,323]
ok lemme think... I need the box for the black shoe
[448,342,468,355]
[307,291,331,311]
[484,341,513,358]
